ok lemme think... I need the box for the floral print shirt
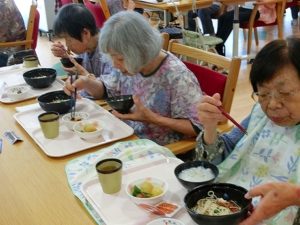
[196,103,300,225]
[100,52,203,145]
[0,0,26,53]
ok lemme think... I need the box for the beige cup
[38,111,60,139]
[96,158,123,194]
[23,55,39,68]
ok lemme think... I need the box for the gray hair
[99,11,162,74]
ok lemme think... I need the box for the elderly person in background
[65,11,203,146]
[196,37,300,224]
[240,182,300,225]
[106,0,135,15]
[51,4,112,79]
[0,0,26,67]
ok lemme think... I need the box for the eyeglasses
[252,88,300,103]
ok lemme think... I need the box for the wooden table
[0,99,136,225]
[134,0,213,25]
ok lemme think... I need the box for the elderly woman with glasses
[64,11,202,146]
[196,36,300,225]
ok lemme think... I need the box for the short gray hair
[99,11,162,74]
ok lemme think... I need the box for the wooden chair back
[0,4,39,50]
[165,40,241,155]
[161,32,170,51]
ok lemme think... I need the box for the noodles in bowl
[184,183,252,225]
[192,190,241,216]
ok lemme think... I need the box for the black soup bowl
[23,68,57,89]
[174,160,219,191]
[106,95,134,114]
[37,90,74,114]
[184,183,252,225]
[60,57,83,68]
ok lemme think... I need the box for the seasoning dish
[73,120,102,139]
[6,85,30,101]
[184,183,252,225]
[174,160,219,191]
[62,111,89,130]
[126,177,168,206]
[23,68,56,88]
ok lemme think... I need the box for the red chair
[83,0,106,28]
[240,0,286,55]
[165,40,241,155]
[60,0,73,5]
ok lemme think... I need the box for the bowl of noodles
[184,183,252,225]
[37,90,74,114]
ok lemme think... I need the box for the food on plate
[192,190,241,216]
[131,180,163,198]
[155,202,178,214]
[178,166,215,182]
[79,122,98,132]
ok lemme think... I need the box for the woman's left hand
[111,95,158,123]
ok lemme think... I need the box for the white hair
[99,11,162,74]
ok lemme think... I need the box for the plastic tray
[0,65,64,103]
[13,98,134,157]
[81,157,194,225]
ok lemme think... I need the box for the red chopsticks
[217,106,248,135]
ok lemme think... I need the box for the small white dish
[126,177,168,206]
[6,85,30,101]
[62,111,89,130]
[147,218,185,225]
[73,120,102,139]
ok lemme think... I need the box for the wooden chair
[164,40,241,155]
[0,4,40,50]
[161,32,170,51]
[99,0,111,19]
[83,0,107,28]
[240,0,286,55]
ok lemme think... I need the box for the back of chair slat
[165,41,241,155]
[168,41,241,116]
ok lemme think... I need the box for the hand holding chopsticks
[198,93,247,136]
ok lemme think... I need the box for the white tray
[81,157,195,225]
[13,98,134,157]
[0,65,64,104]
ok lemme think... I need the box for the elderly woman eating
[64,11,203,146]
[196,36,300,225]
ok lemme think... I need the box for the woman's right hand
[198,93,225,132]
[51,41,68,58]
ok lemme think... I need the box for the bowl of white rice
[174,161,219,191]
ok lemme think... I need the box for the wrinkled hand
[111,95,158,123]
[240,182,300,225]
[51,41,68,58]
[63,75,88,98]
[197,93,225,131]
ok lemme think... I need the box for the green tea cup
[38,111,60,139]
[96,158,123,194]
